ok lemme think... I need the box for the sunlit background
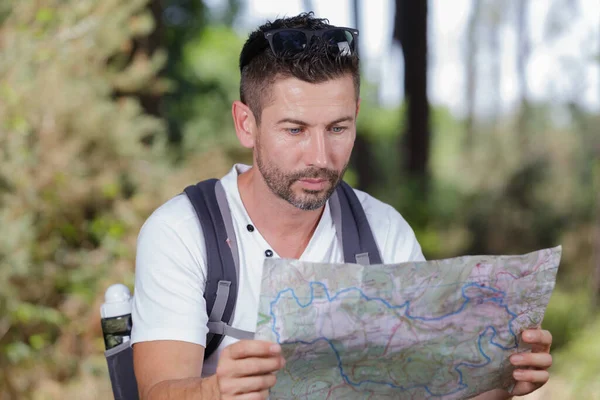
[0,0,599,398]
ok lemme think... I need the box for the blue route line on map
[269,282,519,397]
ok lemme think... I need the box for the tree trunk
[350,134,377,190]
[348,0,377,191]
[302,0,315,12]
[465,0,481,152]
[223,0,241,26]
[594,181,600,309]
[112,0,164,119]
[488,4,502,134]
[352,0,360,30]
[516,0,531,151]
[139,0,164,118]
[393,0,430,192]
[594,13,600,308]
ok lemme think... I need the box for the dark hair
[239,12,360,125]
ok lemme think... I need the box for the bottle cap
[101,283,132,319]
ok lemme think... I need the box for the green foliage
[550,316,600,398]
[0,0,168,395]
[179,25,244,157]
[159,0,208,147]
[542,286,595,350]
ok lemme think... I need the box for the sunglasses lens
[322,29,356,55]
[272,31,308,54]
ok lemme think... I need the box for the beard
[255,144,347,211]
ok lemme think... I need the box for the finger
[230,356,286,378]
[522,329,552,350]
[220,374,277,395]
[233,389,270,400]
[513,369,550,384]
[510,381,542,396]
[226,340,281,360]
[510,353,552,369]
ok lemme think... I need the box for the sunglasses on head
[263,26,359,58]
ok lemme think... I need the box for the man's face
[255,74,357,211]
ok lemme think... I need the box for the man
[131,12,553,400]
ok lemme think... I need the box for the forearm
[471,389,512,400]
[146,375,219,400]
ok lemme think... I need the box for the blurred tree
[393,0,431,196]
[175,24,247,161]
[595,7,600,310]
[486,1,504,134]
[516,0,531,149]
[0,0,167,396]
[221,0,241,26]
[302,0,315,13]
[595,163,600,309]
[352,0,360,34]
[109,0,211,147]
[544,0,579,42]
[464,0,481,152]
[158,0,209,148]
[154,0,246,159]
[111,0,166,120]
[350,0,378,191]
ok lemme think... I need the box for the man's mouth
[300,178,326,183]
[298,178,328,190]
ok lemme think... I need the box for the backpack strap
[330,181,383,265]
[184,179,253,361]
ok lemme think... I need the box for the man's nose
[305,130,328,168]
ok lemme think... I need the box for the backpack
[105,179,382,400]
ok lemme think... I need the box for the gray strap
[207,321,255,340]
[332,191,371,266]
[329,191,344,249]
[209,281,230,322]
[355,252,370,266]
[215,181,240,302]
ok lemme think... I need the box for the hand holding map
[255,246,561,399]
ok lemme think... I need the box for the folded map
[255,246,561,400]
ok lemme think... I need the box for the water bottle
[101,283,133,350]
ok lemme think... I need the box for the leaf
[35,8,54,23]
[4,341,32,364]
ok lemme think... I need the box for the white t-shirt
[131,164,425,376]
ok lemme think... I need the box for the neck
[237,166,324,258]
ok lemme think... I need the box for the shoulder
[139,194,204,252]
[351,188,425,263]
[142,193,199,235]
[136,193,207,277]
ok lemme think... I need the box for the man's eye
[287,127,303,135]
[331,126,346,133]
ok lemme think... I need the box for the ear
[232,101,257,149]
[356,97,361,117]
